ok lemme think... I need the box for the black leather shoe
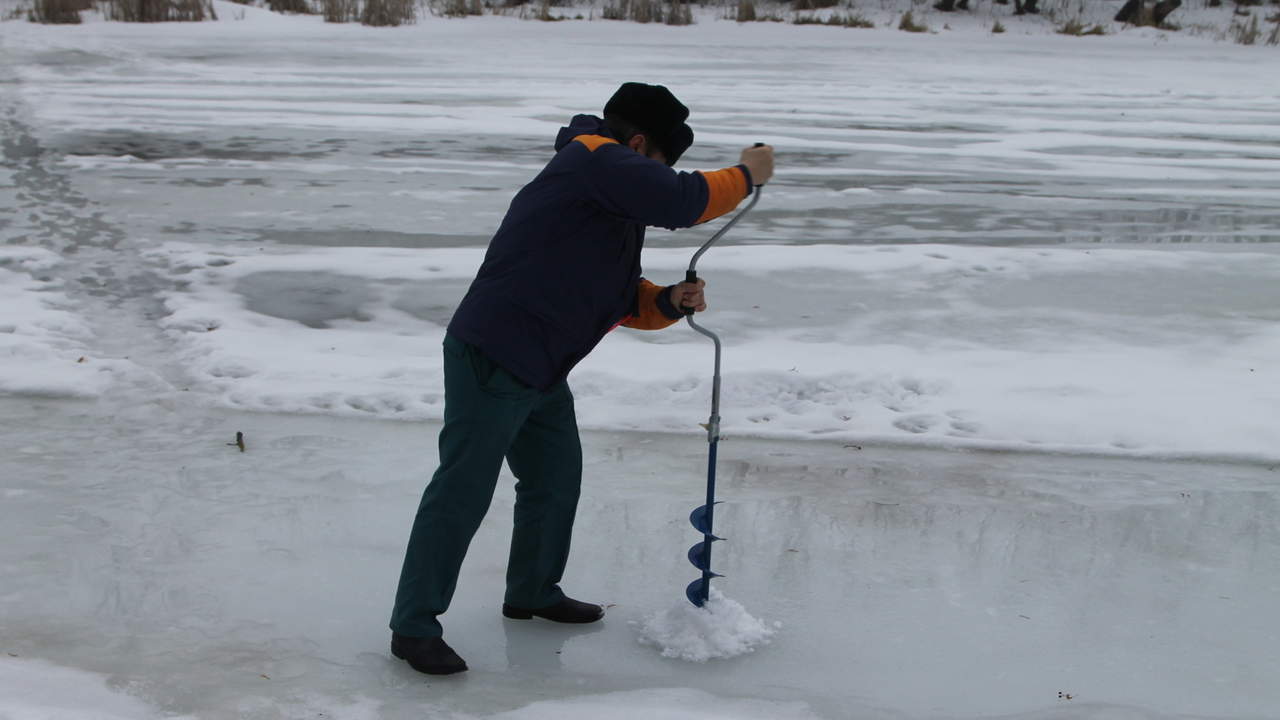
[502,596,605,624]
[391,633,467,675]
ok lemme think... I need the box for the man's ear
[627,134,647,153]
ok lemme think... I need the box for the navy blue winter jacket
[447,114,753,390]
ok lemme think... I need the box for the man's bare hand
[670,278,707,314]
[740,144,774,186]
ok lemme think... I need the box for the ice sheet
[2,400,1278,719]
[3,10,1277,461]
[2,9,1279,720]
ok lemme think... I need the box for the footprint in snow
[946,411,982,436]
[893,414,939,434]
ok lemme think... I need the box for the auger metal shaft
[684,181,762,608]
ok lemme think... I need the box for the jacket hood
[555,114,612,152]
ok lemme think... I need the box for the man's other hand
[671,278,707,314]
[740,144,774,186]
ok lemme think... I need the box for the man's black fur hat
[604,82,694,166]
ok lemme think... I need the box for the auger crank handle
[681,142,766,316]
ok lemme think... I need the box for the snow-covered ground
[2,7,1279,720]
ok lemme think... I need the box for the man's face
[628,134,667,166]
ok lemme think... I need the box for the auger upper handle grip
[750,141,766,187]
[682,270,698,315]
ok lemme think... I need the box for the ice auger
[683,168,763,608]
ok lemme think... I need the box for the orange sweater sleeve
[693,167,750,225]
[621,279,684,331]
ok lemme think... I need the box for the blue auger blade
[686,578,706,608]
[686,571,727,604]
[685,573,725,608]
[689,503,724,535]
[687,539,720,571]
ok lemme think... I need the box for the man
[389,82,774,675]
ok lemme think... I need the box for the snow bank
[143,241,1280,462]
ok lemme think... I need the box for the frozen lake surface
[2,6,1280,719]
[3,9,1278,459]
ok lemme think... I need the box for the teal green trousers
[390,334,583,638]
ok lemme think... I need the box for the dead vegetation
[267,0,314,13]
[602,0,690,23]
[103,0,217,21]
[898,8,928,31]
[1058,17,1107,34]
[27,0,91,22]
[360,0,413,24]
[1114,0,1181,28]
[1231,10,1260,41]
[793,10,873,26]
[13,0,1274,41]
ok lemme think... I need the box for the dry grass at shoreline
[8,0,1278,44]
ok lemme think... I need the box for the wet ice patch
[235,271,372,329]
[488,688,818,720]
[0,656,191,720]
[636,589,778,662]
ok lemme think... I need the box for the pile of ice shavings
[636,589,779,662]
